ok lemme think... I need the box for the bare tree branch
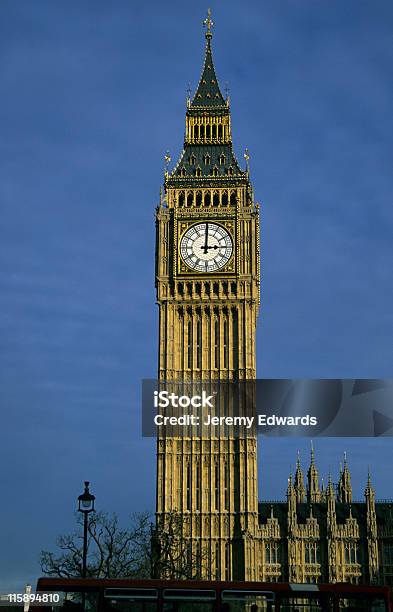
[40,510,207,579]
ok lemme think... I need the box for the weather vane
[203,8,213,37]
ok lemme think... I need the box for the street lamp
[78,481,95,578]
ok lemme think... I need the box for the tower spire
[364,467,378,582]
[191,10,226,108]
[307,441,321,503]
[294,451,306,503]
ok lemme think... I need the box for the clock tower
[155,11,261,580]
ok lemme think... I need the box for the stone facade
[155,11,260,581]
[154,11,393,587]
[257,450,393,586]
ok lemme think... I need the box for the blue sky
[1,0,392,590]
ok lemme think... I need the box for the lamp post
[77,481,95,578]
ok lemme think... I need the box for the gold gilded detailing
[244,148,250,173]
[177,219,235,277]
[185,113,232,145]
[203,8,213,38]
[164,151,171,176]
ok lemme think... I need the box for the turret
[365,470,377,536]
[287,474,297,528]
[307,442,321,503]
[294,452,306,503]
[326,474,336,528]
[365,470,379,583]
[326,474,338,583]
[337,452,352,503]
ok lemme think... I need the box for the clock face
[180,222,233,273]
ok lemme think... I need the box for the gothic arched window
[215,540,220,579]
[186,462,191,510]
[196,319,202,369]
[224,462,229,509]
[187,320,192,369]
[214,318,219,368]
[195,462,201,510]
[223,318,229,368]
[225,542,230,580]
[214,462,220,510]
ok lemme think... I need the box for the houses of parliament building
[154,11,393,586]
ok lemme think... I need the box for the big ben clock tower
[155,11,261,580]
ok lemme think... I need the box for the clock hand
[202,222,209,254]
[205,244,219,250]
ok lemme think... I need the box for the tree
[151,512,209,580]
[40,510,208,580]
[40,511,152,578]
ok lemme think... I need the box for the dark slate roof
[258,501,393,534]
[172,144,244,178]
[191,38,226,108]
[375,502,393,524]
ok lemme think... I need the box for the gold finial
[244,148,250,173]
[204,8,214,38]
[164,151,171,176]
